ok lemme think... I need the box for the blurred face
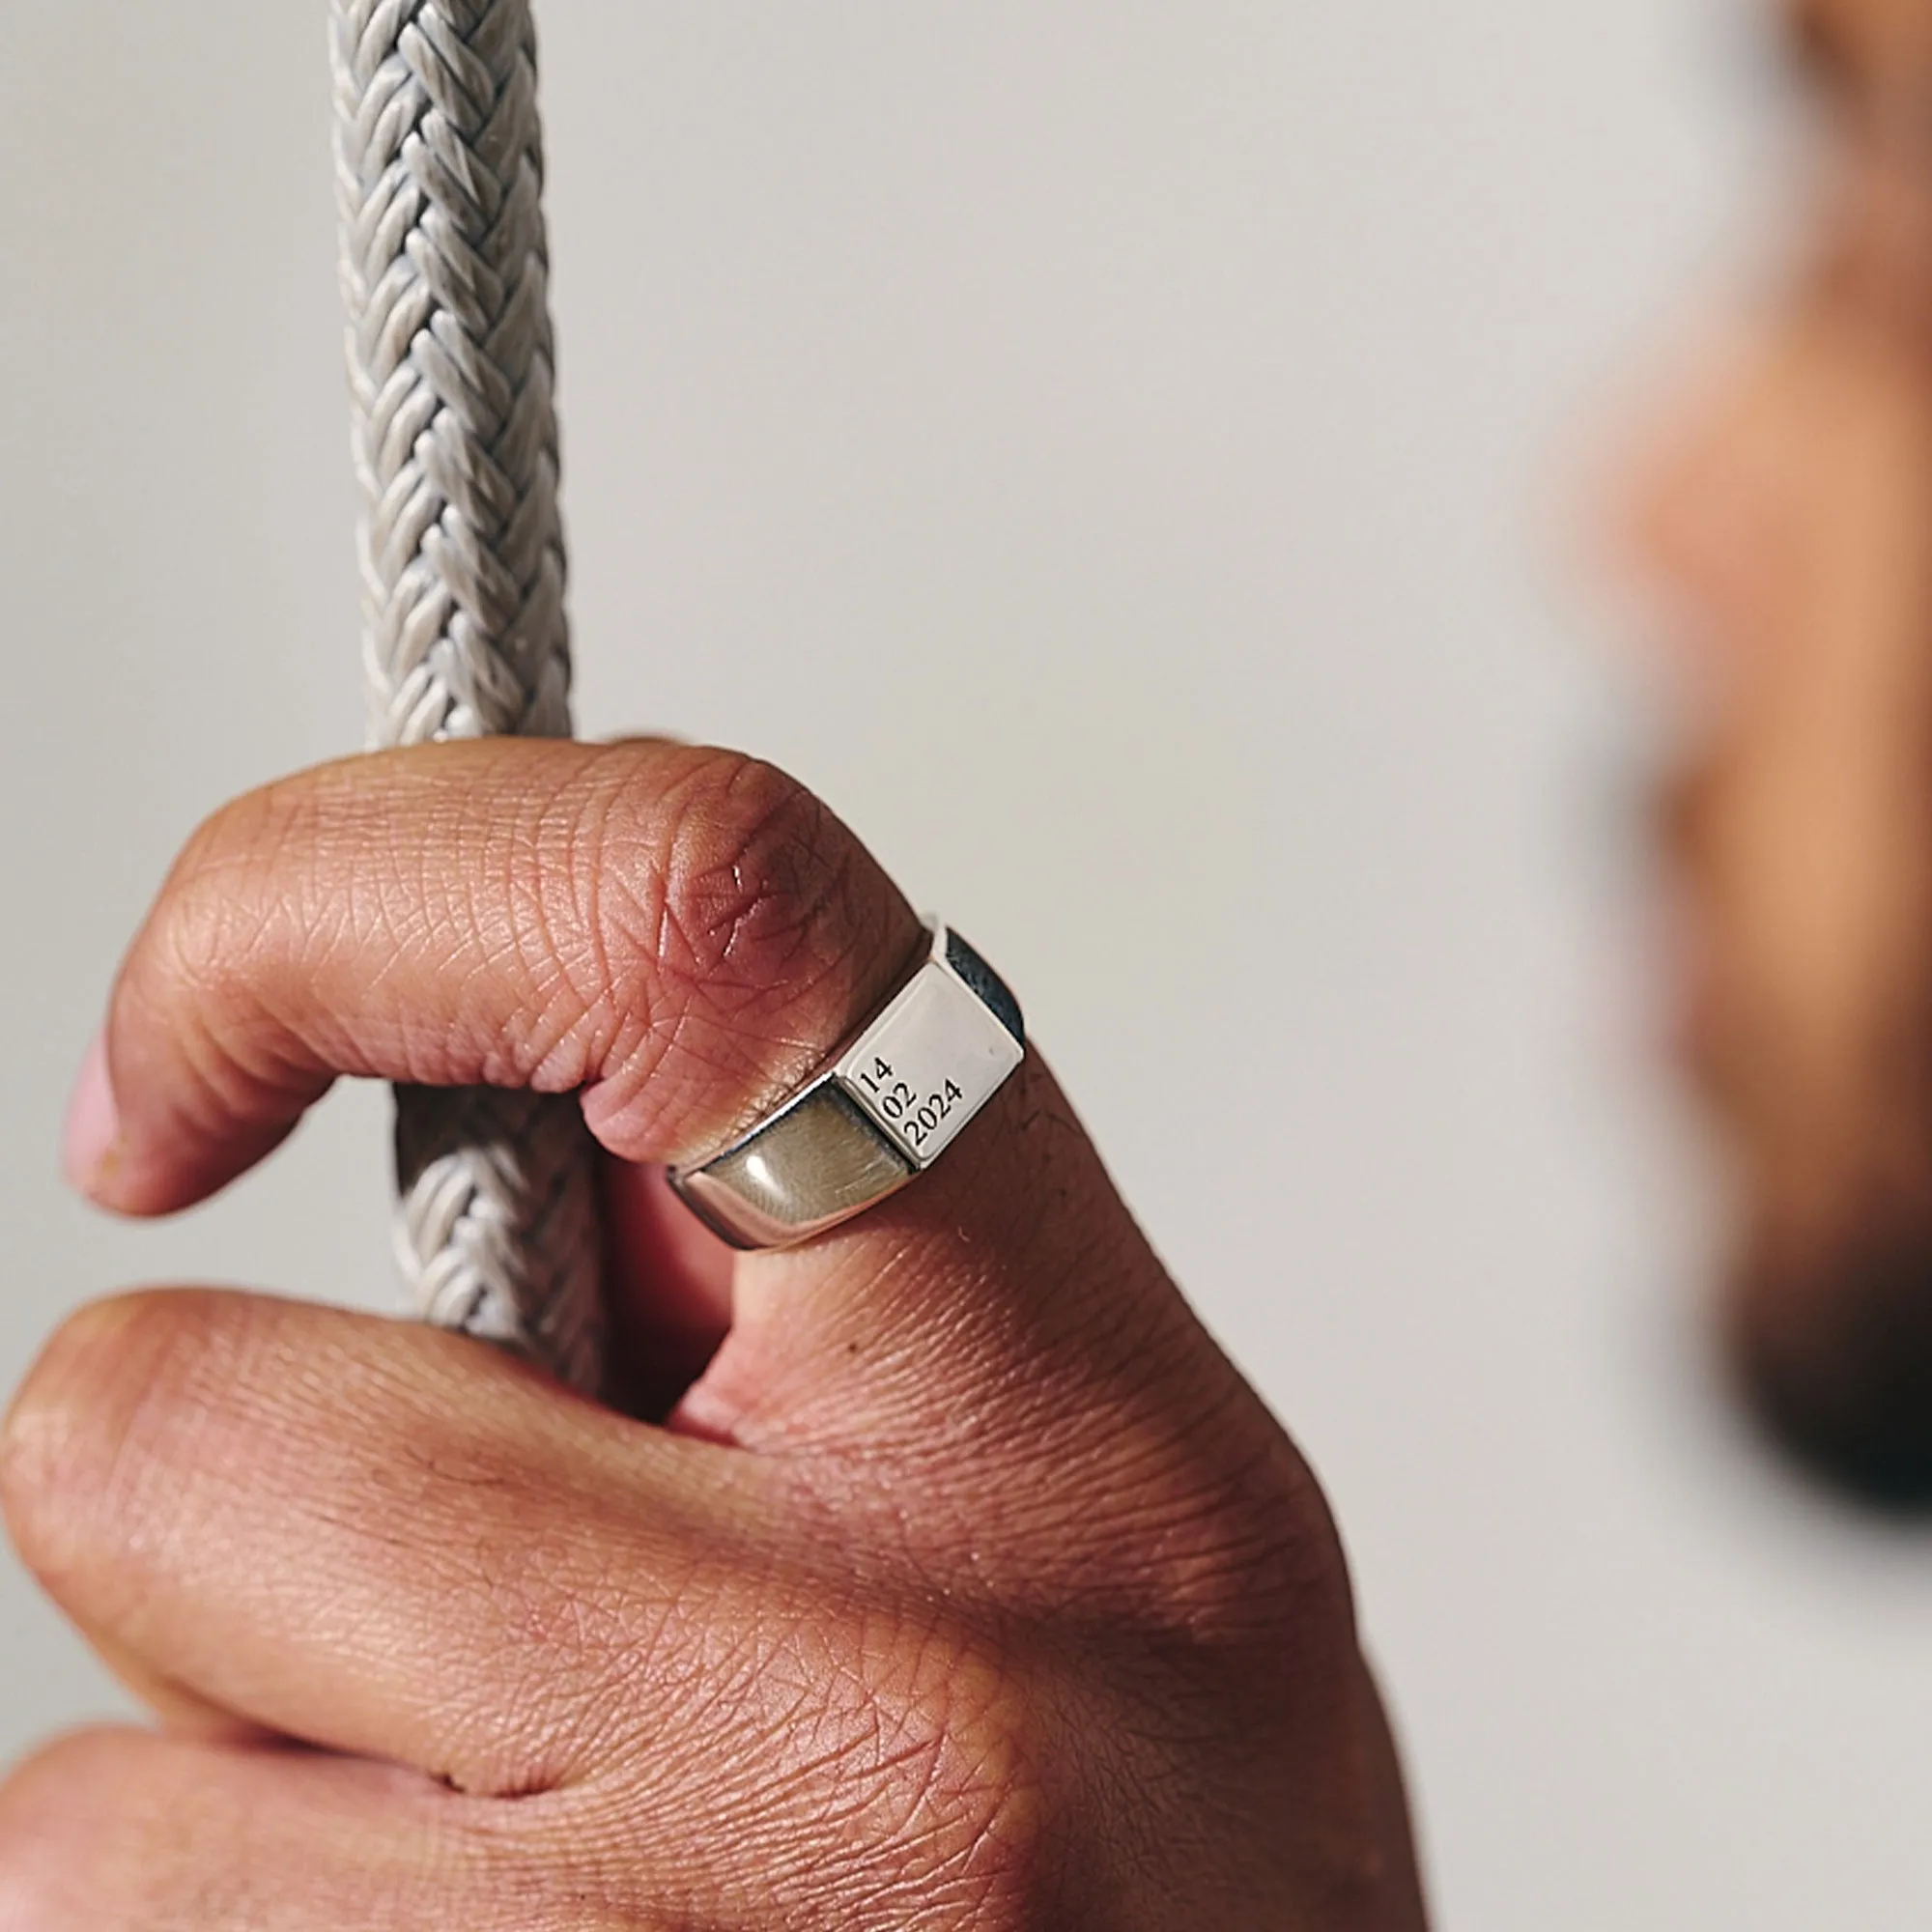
[1628,0,1932,1492]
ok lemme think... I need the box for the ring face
[669,921,1026,1251]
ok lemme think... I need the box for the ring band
[668,919,1027,1251]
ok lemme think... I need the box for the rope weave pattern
[331,0,604,1392]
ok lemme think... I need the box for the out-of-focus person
[1626,0,1932,1498]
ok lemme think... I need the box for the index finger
[76,738,921,1216]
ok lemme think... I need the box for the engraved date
[855,1057,966,1152]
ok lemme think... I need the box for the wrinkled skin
[0,742,1427,1929]
[1623,0,1932,1498]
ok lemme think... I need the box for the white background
[5,4,1929,1924]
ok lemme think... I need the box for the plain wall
[6,4,1930,1925]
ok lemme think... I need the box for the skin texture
[1624,0,1932,1498]
[0,740,1429,1930]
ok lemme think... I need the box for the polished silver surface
[669,921,1025,1250]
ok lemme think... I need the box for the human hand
[0,740,1426,1930]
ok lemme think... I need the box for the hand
[0,740,1426,1930]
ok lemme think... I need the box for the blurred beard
[1658,748,1932,1503]
[1727,1150,1932,1507]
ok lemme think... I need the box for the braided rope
[331,0,605,1392]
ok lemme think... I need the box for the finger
[0,1728,519,1931]
[76,738,921,1217]
[0,1716,1037,1932]
[0,1290,778,1798]
[0,1291,1063,1918]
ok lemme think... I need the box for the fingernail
[61,1031,122,1194]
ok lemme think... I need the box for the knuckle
[0,1728,120,1821]
[0,1732,274,1932]
[118,781,320,1122]
[0,1296,145,1584]
[587,746,910,1124]
[0,1293,239,1611]
[0,1730,131,1924]
[144,781,299,1004]
[653,749,867,994]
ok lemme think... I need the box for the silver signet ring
[668,920,1027,1251]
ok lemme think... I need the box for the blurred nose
[1610,315,1787,699]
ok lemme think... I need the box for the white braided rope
[331,0,605,1392]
